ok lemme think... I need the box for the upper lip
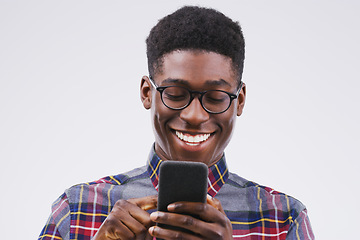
[171,129,215,135]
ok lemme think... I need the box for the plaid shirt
[39,147,314,240]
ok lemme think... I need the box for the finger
[128,195,158,211]
[126,196,157,240]
[167,201,225,223]
[206,195,225,214]
[95,216,135,240]
[150,211,231,239]
[149,225,202,240]
[113,199,153,227]
[122,195,157,228]
[150,211,223,239]
[111,199,154,239]
[150,211,206,235]
[94,197,156,240]
[150,211,199,230]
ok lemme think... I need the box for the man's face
[141,50,245,166]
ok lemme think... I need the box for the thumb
[128,195,158,211]
[207,195,225,214]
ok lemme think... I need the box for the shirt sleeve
[38,193,71,240]
[286,209,315,240]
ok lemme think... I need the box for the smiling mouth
[175,130,211,146]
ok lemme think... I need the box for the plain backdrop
[1,1,359,239]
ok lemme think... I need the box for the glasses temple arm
[235,81,243,96]
[148,76,158,89]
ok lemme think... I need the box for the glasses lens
[162,86,190,109]
[202,90,231,113]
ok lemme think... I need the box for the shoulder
[40,166,154,239]
[88,165,149,186]
[221,172,306,215]
[71,165,147,187]
[64,165,152,202]
[222,172,314,239]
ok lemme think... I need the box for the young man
[39,6,314,240]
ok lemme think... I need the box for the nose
[179,97,210,125]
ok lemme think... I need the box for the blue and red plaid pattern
[39,147,314,240]
[147,149,229,197]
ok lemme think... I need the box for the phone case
[157,160,208,236]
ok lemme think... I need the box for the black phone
[157,160,208,235]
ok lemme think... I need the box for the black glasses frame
[149,77,243,114]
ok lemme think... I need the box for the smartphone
[157,160,208,234]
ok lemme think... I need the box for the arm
[38,193,71,240]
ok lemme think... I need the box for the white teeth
[175,131,211,144]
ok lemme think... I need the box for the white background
[1,1,359,239]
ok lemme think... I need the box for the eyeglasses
[149,77,243,114]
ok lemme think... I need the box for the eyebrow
[161,78,232,87]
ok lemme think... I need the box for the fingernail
[150,211,164,220]
[167,203,176,211]
[150,212,158,220]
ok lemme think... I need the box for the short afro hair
[146,6,245,83]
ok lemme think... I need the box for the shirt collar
[146,145,229,197]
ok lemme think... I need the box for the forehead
[156,50,238,88]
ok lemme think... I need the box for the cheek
[217,108,237,137]
[221,104,237,123]
[151,97,173,136]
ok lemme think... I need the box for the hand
[149,195,233,240]
[93,195,157,240]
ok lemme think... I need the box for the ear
[236,82,246,116]
[140,76,152,110]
